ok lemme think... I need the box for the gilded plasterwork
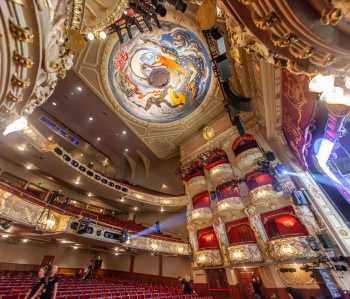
[194,249,223,267]
[227,243,263,264]
[75,9,223,159]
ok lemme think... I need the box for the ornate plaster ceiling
[81,0,128,33]
[107,21,212,123]
[74,8,224,159]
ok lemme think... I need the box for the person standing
[41,265,59,299]
[252,273,263,298]
[25,267,46,299]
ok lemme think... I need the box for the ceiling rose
[107,21,212,123]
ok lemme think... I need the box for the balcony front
[186,175,207,198]
[215,197,244,218]
[208,163,234,187]
[228,243,263,265]
[194,249,223,268]
[187,207,213,227]
[267,236,319,261]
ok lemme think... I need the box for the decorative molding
[194,249,223,268]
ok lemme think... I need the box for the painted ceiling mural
[107,21,212,123]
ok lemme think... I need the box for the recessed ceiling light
[1,234,9,238]
[160,207,165,213]
[17,144,26,151]
[96,137,101,141]
[124,148,129,152]
[114,252,119,256]
[71,200,77,205]
[74,178,80,185]
[25,164,33,170]
[22,239,29,243]
[73,246,78,250]
[161,184,167,189]
[52,102,57,106]
[134,206,138,211]
[122,130,127,135]
[120,198,125,202]
[87,32,95,40]
[76,86,83,92]
[87,192,94,197]
[99,31,107,40]
[88,116,94,121]
[80,153,84,157]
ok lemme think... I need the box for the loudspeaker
[317,233,333,249]
[223,81,252,112]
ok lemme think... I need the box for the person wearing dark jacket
[25,267,46,299]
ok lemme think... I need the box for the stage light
[309,74,334,93]
[275,163,288,176]
[87,32,95,40]
[3,117,28,136]
[98,31,107,40]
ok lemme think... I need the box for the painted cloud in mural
[108,22,212,123]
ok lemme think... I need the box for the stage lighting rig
[84,0,188,44]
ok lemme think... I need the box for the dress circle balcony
[214,180,243,217]
[232,134,263,175]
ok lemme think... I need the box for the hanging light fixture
[3,117,28,136]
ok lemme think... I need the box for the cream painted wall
[133,254,159,276]
[162,256,191,278]
[0,242,191,278]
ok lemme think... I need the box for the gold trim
[13,50,34,68]
[11,74,30,88]
[9,20,34,42]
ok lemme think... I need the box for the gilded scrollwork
[267,236,319,261]
[227,243,263,264]
[187,207,213,228]
[194,249,223,267]
[186,176,208,198]
[208,163,234,187]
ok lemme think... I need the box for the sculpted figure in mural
[108,22,212,123]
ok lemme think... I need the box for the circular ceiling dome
[107,21,212,123]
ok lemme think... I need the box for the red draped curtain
[261,206,308,240]
[225,218,256,245]
[192,191,210,209]
[197,226,219,249]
